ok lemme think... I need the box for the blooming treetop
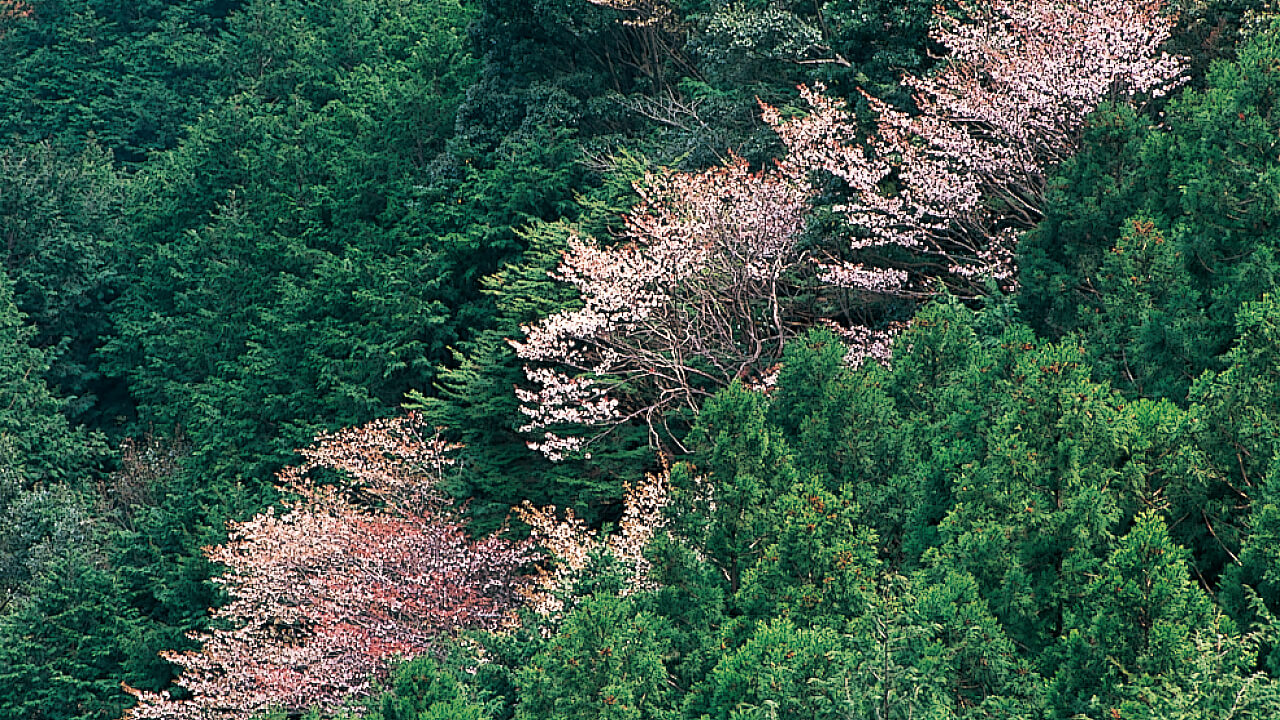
[511,156,814,459]
[766,0,1184,290]
[124,415,533,720]
[517,469,670,619]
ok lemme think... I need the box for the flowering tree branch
[767,0,1184,294]
[511,157,817,458]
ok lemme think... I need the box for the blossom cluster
[516,469,669,618]
[511,156,814,456]
[767,0,1184,289]
[585,0,675,29]
[125,415,533,720]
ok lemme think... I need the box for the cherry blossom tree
[767,0,1184,294]
[510,156,818,458]
[124,415,534,720]
[514,0,1185,459]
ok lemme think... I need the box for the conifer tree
[0,539,141,720]
[0,142,123,420]
[668,383,799,594]
[1052,512,1217,716]
[515,593,677,720]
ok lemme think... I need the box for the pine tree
[1052,512,1216,717]
[515,593,677,720]
[0,541,142,720]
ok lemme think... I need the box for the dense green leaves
[517,593,678,720]
[361,652,500,720]
[0,541,141,720]
[103,0,483,487]
[1052,512,1216,716]
[0,141,124,421]
[1022,20,1280,401]
[0,0,236,163]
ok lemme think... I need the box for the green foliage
[1052,512,1217,717]
[687,569,1039,719]
[383,282,1278,720]
[1019,102,1151,339]
[901,568,1043,716]
[821,572,1038,720]
[663,297,1241,715]
[1022,21,1280,401]
[932,339,1130,647]
[671,382,799,593]
[459,0,661,170]
[0,271,104,488]
[920,326,1231,652]
[1198,296,1280,661]
[0,0,237,162]
[516,593,678,720]
[0,523,141,720]
[107,460,252,696]
[360,651,501,720]
[1072,217,1212,401]
[767,329,913,552]
[1144,21,1280,337]
[1167,0,1280,87]
[0,271,110,618]
[103,0,483,486]
[1131,635,1280,719]
[735,478,880,625]
[9,0,1280,717]
[1192,294,1280,485]
[695,618,845,720]
[0,141,123,422]
[675,0,935,165]
[1223,459,1280,673]
[416,160,654,527]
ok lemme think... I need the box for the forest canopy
[4,0,1280,719]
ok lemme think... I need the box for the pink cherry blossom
[125,415,533,720]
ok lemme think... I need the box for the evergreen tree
[766,328,913,555]
[0,270,107,608]
[0,523,141,720]
[1052,512,1217,717]
[1021,20,1280,401]
[0,0,238,162]
[515,593,677,720]
[0,141,124,422]
[362,651,501,720]
[1198,295,1280,660]
[735,477,880,626]
[0,270,102,487]
[693,618,846,720]
[103,0,484,487]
